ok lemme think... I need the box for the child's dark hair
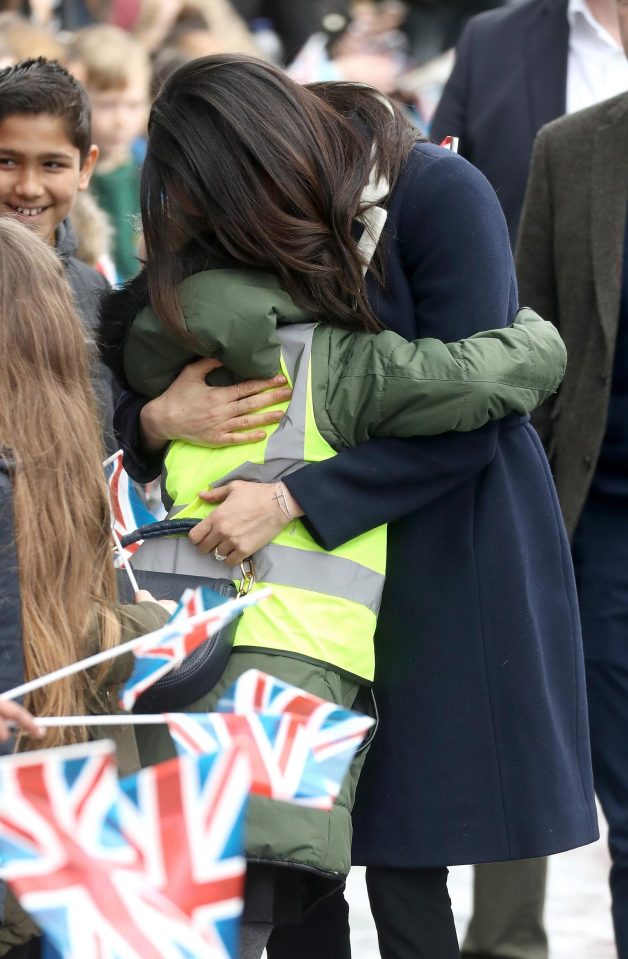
[0,58,92,163]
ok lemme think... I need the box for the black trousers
[267,866,460,959]
[573,493,628,959]
[3,941,41,959]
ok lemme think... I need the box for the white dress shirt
[567,0,628,112]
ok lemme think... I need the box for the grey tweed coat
[517,92,628,538]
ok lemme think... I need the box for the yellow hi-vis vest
[132,323,387,683]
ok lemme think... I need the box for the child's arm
[315,308,566,447]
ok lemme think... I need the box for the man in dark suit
[431,0,626,244]
[517,5,628,952]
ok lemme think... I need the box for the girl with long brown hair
[0,216,173,958]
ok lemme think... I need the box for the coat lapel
[591,96,628,349]
[524,0,570,133]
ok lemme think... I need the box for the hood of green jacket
[124,269,310,398]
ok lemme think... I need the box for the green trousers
[462,858,548,959]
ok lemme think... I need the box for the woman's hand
[139,357,293,453]
[188,481,304,565]
[0,700,44,742]
[134,589,178,616]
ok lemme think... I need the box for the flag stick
[0,590,270,703]
[0,612,213,701]
[102,450,122,468]
[12,714,173,729]
[103,449,142,593]
[111,527,140,594]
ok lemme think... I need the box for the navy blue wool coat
[113,143,598,867]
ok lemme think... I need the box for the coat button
[583,455,593,469]
[599,372,609,385]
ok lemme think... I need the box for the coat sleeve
[516,128,560,452]
[319,309,565,445]
[113,389,165,483]
[0,466,24,762]
[0,472,23,704]
[284,151,519,550]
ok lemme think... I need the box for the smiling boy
[0,111,96,243]
[0,58,115,451]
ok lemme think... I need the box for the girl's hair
[0,217,119,747]
[142,54,425,336]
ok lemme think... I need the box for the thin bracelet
[273,481,297,535]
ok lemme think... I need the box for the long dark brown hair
[142,54,424,335]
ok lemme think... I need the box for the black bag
[116,520,239,713]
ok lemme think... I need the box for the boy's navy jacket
[55,219,116,454]
[111,143,598,867]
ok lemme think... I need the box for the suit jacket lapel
[591,96,628,349]
[524,0,570,132]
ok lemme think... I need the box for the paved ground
[345,813,615,958]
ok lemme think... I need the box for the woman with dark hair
[108,55,598,959]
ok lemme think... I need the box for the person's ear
[77,144,99,191]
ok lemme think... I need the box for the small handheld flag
[0,740,241,959]
[119,588,271,711]
[439,135,460,153]
[0,589,271,705]
[118,748,250,958]
[165,670,375,810]
[104,450,157,569]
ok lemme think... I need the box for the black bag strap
[119,518,199,548]
[119,518,257,598]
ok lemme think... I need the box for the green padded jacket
[122,269,566,445]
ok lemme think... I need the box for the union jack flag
[166,670,375,810]
[119,587,271,711]
[118,748,250,959]
[0,740,244,959]
[104,450,157,565]
[439,135,460,153]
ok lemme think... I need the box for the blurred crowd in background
[0,0,507,284]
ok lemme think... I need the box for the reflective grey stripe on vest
[159,324,385,614]
[187,322,316,489]
[160,324,316,508]
[131,536,384,613]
